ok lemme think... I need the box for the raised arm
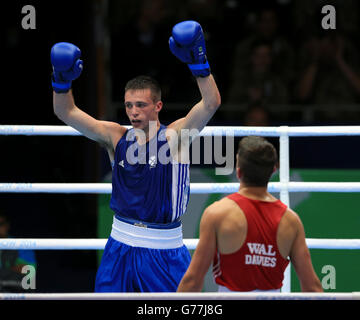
[51,42,126,151]
[180,75,221,132]
[168,21,221,134]
[53,91,124,150]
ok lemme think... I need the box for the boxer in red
[178,136,323,292]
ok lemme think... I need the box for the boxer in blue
[51,21,221,292]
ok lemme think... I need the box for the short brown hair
[125,75,161,103]
[236,136,278,186]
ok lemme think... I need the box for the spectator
[295,31,360,105]
[244,101,271,127]
[110,0,178,105]
[227,40,289,105]
[0,213,36,292]
[229,7,295,87]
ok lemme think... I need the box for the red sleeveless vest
[213,193,290,291]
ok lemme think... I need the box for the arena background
[1,0,360,292]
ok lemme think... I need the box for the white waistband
[218,285,280,293]
[110,216,184,249]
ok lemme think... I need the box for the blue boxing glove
[50,42,83,93]
[169,20,210,78]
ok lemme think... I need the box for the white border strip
[0,292,359,300]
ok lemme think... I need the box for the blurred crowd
[108,0,360,125]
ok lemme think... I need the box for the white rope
[0,238,359,250]
[1,182,360,193]
[275,182,360,192]
[0,183,112,194]
[0,125,83,136]
[2,125,360,137]
[0,292,358,300]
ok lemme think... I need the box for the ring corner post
[279,126,291,293]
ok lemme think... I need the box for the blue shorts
[95,216,191,292]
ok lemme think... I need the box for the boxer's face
[124,89,162,132]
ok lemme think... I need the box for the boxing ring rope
[2,182,360,193]
[1,238,360,251]
[2,124,360,136]
[1,124,360,295]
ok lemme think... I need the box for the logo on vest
[245,242,277,268]
[148,155,156,169]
